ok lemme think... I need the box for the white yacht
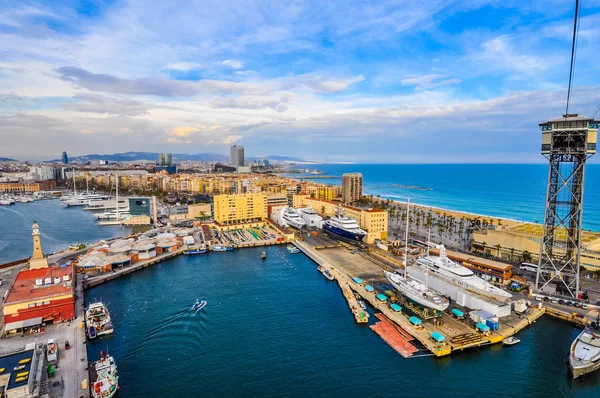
[297,205,323,227]
[385,271,449,311]
[282,207,306,229]
[416,245,512,300]
[95,209,131,220]
[63,193,110,207]
[322,205,366,242]
[86,302,114,339]
[569,315,600,378]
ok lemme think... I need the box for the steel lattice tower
[536,114,598,298]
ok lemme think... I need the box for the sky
[1,0,600,163]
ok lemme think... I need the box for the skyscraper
[158,153,173,166]
[342,173,363,204]
[230,145,245,167]
[61,151,69,164]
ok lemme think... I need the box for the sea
[286,164,600,231]
[2,166,600,397]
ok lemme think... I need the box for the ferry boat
[90,351,118,398]
[385,271,449,311]
[192,298,207,311]
[322,269,335,281]
[281,207,306,229]
[86,302,114,340]
[415,246,512,301]
[322,205,366,242]
[287,245,300,254]
[569,314,600,378]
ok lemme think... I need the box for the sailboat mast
[73,170,77,196]
[404,198,410,279]
[115,174,119,222]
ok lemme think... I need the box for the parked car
[582,304,589,310]
[566,301,574,306]
[574,302,582,308]
[535,295,543,301]
[551,298,558,304]
[558,299,565,305]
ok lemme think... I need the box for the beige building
[293,195,387,244]
[473,223,600,271]
[342,173,362,204]
[214,193,267,224]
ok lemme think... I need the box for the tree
[522,250,533,263]
[494,244,502,258]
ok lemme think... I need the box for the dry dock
[294,240,545,358]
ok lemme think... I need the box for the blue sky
[1,0,600,162]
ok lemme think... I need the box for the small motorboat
[192,298,207,311]
[502,336,520,346]
[261,251,267,259]
[322,269,335,281]
[358,300,367,311]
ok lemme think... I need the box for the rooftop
[4,265,74,305]
[0,349,35,391]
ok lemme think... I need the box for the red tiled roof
[4,265,74,305]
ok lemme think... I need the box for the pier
[294,240,545,357]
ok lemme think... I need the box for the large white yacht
[297,205,323,227]
[63,193,110,207]
[322,205,366,242]
[281,207,306,229]
[416,245,512,300]
[385,271,449,311]
[569,315,600,378]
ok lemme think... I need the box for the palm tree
[494,244,502,258]
[522,250,532,263]
[481,241,487,255]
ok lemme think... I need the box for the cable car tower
[535,0,599,298]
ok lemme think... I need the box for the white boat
[282,207,306,229]
[322,269,335,281]
[569,315,600,378]
[297,205,323,227]
[502,336,520,346]
[416,246,512,301]
[90,351,118,398]
[261,251,267,259]
[287,245,300,254]
[385,271,449,311]
[0,199,12,206]
[192,298,207,311]
[64,193,110,207]
[95,209,131,220]
[86,302,114,339]
[322,205,367,242]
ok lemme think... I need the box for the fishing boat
[212,245,227,252]
[322,269,335,281]
[90,351,118,398]
[86,302,114,340]
[184,247,207,255]
[261,251,267,259]
[287,245,300,254]
[502,336,520,346]
[192,298,207,311]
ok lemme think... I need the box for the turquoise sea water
[288,164,600,231]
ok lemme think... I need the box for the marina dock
[294,240,545,358]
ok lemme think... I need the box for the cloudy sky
[1,0,600,162]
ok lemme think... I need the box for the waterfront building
[293,195,387,244]
[2,264,75,334]
[61,151,69,164]
[473,224,600,272]
[230,145,245,167]
[0,181,56,193]
[30,165,56,180]
[29,222,48,270]
[0,344,44,397]
[342,173,363,204]
[266,194,288,214]
[129,197,151,216]
[213,193,267,224]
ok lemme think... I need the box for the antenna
[565,0,581,114]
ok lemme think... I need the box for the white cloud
[221,59,243,69]
[165,62,203,71]
[401,74,461,91]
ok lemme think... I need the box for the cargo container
[485,319,499,331]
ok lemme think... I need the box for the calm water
[0,200,128,263]
[86,247,600,398]
[289,164,600,231]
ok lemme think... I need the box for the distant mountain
[0,157,15,161]
[46,151,306,163]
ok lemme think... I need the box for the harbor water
[86,247,600,398]
[0,200,129,263]
[287,164,600,231]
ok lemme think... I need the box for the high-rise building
[158,153,173,166]
[230,145,245,167]
[213,193,266,224]
[342,173,363,204]
[61,151,69,164]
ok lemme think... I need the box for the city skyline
[2,1,600,163]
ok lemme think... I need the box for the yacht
[86,302,114,339]
[95,209,131,220]
[385,271,449,311]
[297,205,323,227]
[416,246,512,301]
[287,245,300,254]
[281,207,306,229]
[90,351,119,398]
[569,315,600,378]
[63,193,110,207]
[322,205,366,242]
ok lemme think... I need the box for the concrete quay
[294,240,545,358]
